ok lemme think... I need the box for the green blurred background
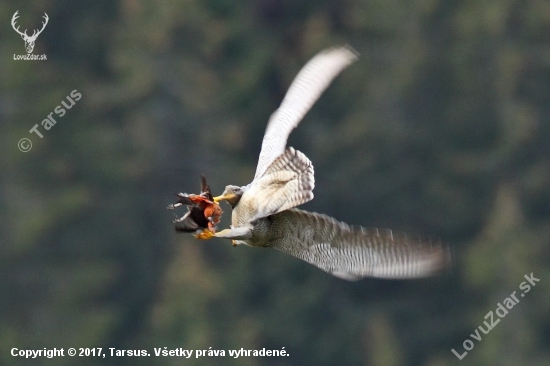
[1,0,549,365]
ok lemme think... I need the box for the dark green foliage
[1,0,549,365]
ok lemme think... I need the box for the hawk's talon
[194,229,215,240]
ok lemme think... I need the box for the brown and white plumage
[212,46,451,280]
[254,46,359,180]
[267,209,450,280]
[215,46,357,227]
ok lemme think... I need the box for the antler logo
[11,10,49,54]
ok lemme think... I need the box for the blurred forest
[1,0,550,365]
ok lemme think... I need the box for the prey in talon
[167,175,223,239]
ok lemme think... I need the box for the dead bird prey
[168,175,222,239]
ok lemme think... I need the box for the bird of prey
[198,46,450,280]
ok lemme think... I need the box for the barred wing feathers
[251,147,315,218]
[269,209,451,280]
[254,46,359,180]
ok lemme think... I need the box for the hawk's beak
[213,193,236,203]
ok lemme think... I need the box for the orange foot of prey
[194,229,215,240]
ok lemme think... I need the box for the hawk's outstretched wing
[268,209,451,280]
[254,46,359,181]
[249,147,315,219]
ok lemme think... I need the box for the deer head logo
[11,11,49,54]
